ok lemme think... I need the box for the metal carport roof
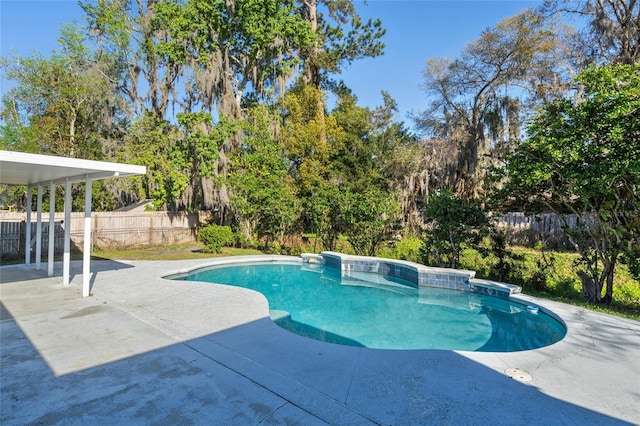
[0,150,146,185]
[0,150,146,296]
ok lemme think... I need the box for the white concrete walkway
[1,258,639,425]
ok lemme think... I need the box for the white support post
[48,181,55,277]
[35,185,43,270]
[63,178,71,286]
[25,185,32,265]
[82,177,93,297]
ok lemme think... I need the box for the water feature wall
[317,251,521,299]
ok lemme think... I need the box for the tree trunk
[577,270,598,303]
[601,259,615,305]
[455,121,485,200]
[301,0,327,147]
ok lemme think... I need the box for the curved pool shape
[175,262,566,351]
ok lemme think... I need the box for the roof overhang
[0,150,147,297]
[0,150,146,186]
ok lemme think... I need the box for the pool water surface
[176,262,566,351]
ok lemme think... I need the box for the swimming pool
[174,260,566,352]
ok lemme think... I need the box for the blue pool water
[177,262,566,351]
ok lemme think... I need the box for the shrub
[198,225,233,253]
[233,231,255,249]
[421,190,489,268]
[378,236,423,263]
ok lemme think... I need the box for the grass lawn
[89,242,263,261]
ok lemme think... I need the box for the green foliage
[168,113,236,210]
[198,224,233,253]
[154,0,314,105]
[421,190,489,268]
[118,114,174,210]
[621,246,640,282]
[232,230,256,250]
[1,23,123,159]
[281,86,345,194]
[498,64,640,303]
[377,235,423,263]
[457,246,639,319]
[337,187,400,256]
[370,92,418,174]
[229,105,299,245]
[298,0,385,88]
[330,92,382,189]
[304,182,341,251]
[488,229,526,285]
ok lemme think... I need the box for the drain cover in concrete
[505,368,532,382]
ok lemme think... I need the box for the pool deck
[1,257,639,425]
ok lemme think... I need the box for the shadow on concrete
[0,259,134,285]
[1,298,635,426]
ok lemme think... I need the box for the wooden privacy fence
[1,210,581,259]
[494,212,580,233]
[0,211,213,260]
[494,212,580,247]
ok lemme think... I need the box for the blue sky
[1,0,541,127]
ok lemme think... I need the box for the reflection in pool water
[176,262,566,352]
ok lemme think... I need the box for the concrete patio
[1,258,639,425]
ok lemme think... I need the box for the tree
[1,22,138,212]
[498,64,640,303]
[416,9,570,200]
[154,0,314,118]
[542,0,640,65]
[337,187,399,256]
[118,112,175,209]
[152,0,315,215]
[229,105,299,245]
[281,85,344,195]
[81,0,184,121]
[168,112,236,210]
[305,182,341,251]
[420,190,489,269]
[296,0,385,90]
[1,24,125,159]
[296,0,385,147]
[329,91,379,189]
[367,93,422,231]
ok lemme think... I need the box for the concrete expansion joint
[183,340,381,425]
[100,294,189,342]
[343,348,363,405]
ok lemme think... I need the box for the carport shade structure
[0,150,146,296]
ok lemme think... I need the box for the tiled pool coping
[169,252,522,300]
[317,251,522,299]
